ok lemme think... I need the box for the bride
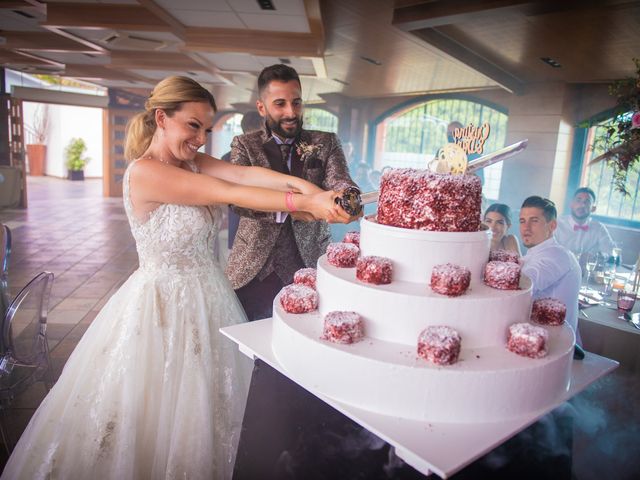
[2,76,351,479]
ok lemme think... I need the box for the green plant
[64,138,91,172]
[578,58,640,195]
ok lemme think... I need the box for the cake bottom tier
[271,302,575,424]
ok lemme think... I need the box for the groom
[225,64,359,321]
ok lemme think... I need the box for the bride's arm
[195,153,321,195]
[129,159,349,222]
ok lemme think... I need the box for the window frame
[568,108,640,229]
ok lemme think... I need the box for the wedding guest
[555,187,615,257]
[484,203,521,255]
[519,196,582,349]
[226,64,359,321]
[1,76,351,480]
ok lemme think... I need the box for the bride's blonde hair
[124,76,217,161]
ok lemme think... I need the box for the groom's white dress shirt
[555,215,614,256]
[522,237,582,343]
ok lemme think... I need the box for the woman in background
[484,203,521,255]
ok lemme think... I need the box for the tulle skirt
[2,266,251,480]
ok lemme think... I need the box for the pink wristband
[285,191,297,212]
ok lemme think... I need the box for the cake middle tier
[317,256,533,348]
[359,216,491,286]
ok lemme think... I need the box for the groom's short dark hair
[258,64,301,95]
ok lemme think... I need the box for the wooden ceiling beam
[0,31,102,53]
[137,0,186,40]
[108,51,206,71]
[62,64,150,83]
[410,27,525,95]
[184,28,322,57]
[392,0,532,30]
[42,2,172,32]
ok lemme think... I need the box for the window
[371,98,508,200]
[212,113,243,158]
[577,116,640,223]
[304,108,338,133]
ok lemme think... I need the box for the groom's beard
[265,112,303,139]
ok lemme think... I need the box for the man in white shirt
[520,196,583,354]
[555,187,615,257]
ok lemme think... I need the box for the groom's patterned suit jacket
[225,126,357,290]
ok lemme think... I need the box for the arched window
[371,98,508,200]
[304,107,338,133]
[571,114,640,224]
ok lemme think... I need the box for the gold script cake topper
[451,122,491,156]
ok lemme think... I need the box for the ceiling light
[279,58,291,65]
[333,78,350,85]
[360,55,382,66]
[257,0,275,10]
[540,57,562,68]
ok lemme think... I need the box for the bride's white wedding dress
[2,160,250,479]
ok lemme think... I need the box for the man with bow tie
[225,64,359,321]
[555,187,615,257]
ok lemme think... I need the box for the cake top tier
[377,168,482,232]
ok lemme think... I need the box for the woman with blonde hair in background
[2,76,351,479]
[484,203,521,255]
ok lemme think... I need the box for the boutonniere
[296,141,323,163]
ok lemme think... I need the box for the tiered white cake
[271,216,575,424]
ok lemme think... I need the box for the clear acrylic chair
[0,224,10,330]
[0,271,54,453]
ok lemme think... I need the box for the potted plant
[25,105,49,176]
[64,138,91,181]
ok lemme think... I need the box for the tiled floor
[0,176,139,460]
[1,177,640,479]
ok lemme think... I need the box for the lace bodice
[123,160,220,275]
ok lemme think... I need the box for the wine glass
[584,252,598,286]
[617,289,636,321]
[601,267,615,296]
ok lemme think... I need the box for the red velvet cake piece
[531,298,566,326]
[507,323,548,359]
[279,284,318,314]
[484,261,520,290]
[342,231,361,248]
[430,263,471,296]
[356,255,393,285]
[417,326,462,365]
[489,249,520,264]
[322,311,364,344]
[293,267,317,290]
[377,168,482,232]
[326,242,360,268]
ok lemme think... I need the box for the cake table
[221,319,617,478]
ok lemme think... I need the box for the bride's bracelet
[285,191,297,212]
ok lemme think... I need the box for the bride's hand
[297,190,351,224]
[288,178,324,196]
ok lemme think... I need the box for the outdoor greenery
[64,138,91,172]
[304,108,338,133]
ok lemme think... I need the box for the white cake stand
[221,319,618,478]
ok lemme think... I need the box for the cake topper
[450,122,491,156]
[428,143,468,175]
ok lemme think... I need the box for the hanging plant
[579,58,640,195]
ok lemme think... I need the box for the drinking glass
[584,252,598,285]
[601,268,615,296]
[617,290,636,320]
